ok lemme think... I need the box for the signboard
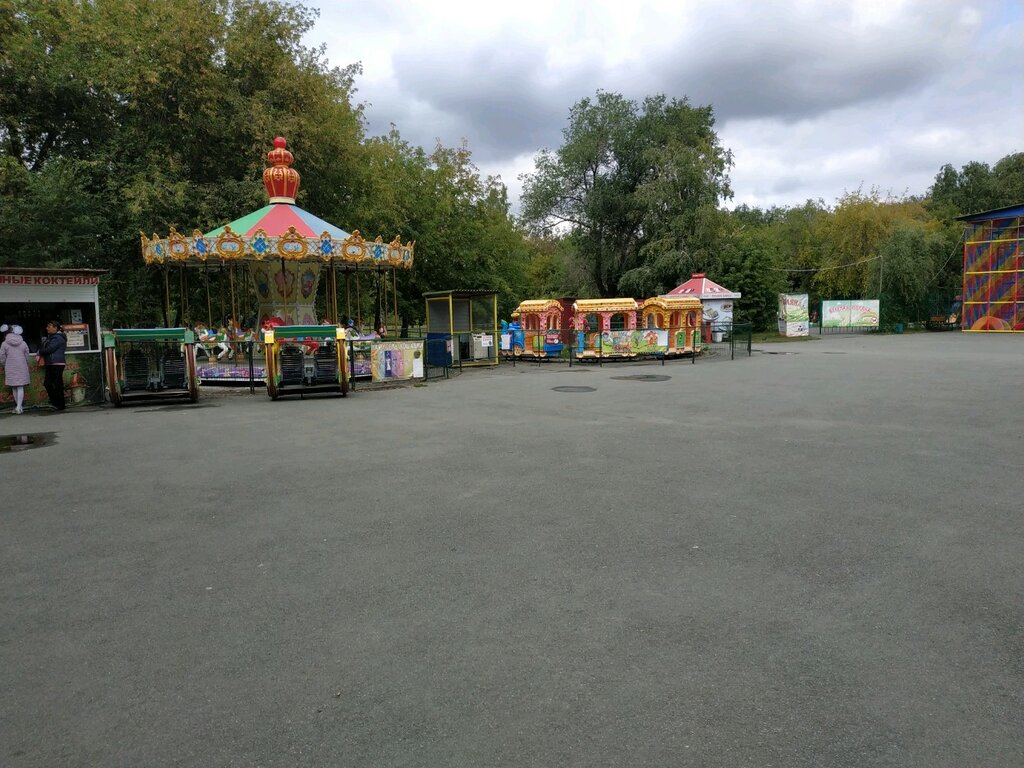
[500,333,512,351]
[0,274,100,286]
[370,341,424,381]
[821,300,880,328]
[599,329,668,355]
[63,323,90,350]
[778,294,809,337]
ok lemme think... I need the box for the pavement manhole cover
[610,374,672,382]
[0,432,56,453]
[552,386,596,393]
[758,350,796,355]
[821,351,847,355]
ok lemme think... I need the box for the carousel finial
[263,136,301,204]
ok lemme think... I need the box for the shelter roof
[0,267,107,277]
[666,273,740,299]
[640,295,702,311]
[955,203,1024,221]
[515,299,563,313]
[423,290,498,298]
[572,298,639,313]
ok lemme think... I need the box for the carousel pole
[346,272,352,324]
[218,263,226,326]
[330,259,338,324]
[204,262,213,327]
[279,257,288,325]
[356,271,362,330]
[163,267,171,327]
[229,264,237,326]
[392,267,399,337]
[179,266,186,325]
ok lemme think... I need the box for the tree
[927,153,1024,219]
[715,228,785,331]
[520,91,732,297]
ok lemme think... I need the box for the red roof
[666,273,741,299]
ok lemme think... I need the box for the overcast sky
[307,0,1023,211]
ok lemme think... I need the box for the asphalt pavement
[2,332,1022,767]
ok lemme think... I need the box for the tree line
[2,1,1022,331]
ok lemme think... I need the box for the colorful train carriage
[513,299,567,357]
[571,298,641,358]
[262,324,348,400]
[103,328,199,406]
[639,295,703,354]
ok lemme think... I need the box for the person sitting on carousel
[194,322,215,361]
[213,325,233,361]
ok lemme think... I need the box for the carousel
[138,136,415,398]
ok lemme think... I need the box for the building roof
[423,290,498,298]
[666,273,740,299]
[0,267,107,276]
[640,295,702,311]
[515,299,563,314]
[572,298,639,313]
[955,203,1024,222]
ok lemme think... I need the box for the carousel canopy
[140,137,414,270]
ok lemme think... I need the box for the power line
[770,254,881,273]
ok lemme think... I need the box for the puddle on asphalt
[0,432,56,453]
[552,386,596,393]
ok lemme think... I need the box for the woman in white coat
[0,324,32,414]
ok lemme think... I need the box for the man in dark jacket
[39,320,67,411]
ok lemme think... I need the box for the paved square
[2,333,1023,767]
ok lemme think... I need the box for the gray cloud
[311,1,1023,208]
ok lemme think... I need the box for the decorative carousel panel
[318,232,336,261]
[215,227,247,260]
[276,226,309,260]
[387,236,403,266]
[341,230,366,263]
[250,228,271,260]
[370,236,388,263]
[167,228,191,262]
[141,233,162,264]
[191,229,209,261]
[401,244,414,268]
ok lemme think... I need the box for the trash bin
[712,330,724,343]
[894,323,904,334]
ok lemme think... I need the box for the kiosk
[0,268,105,411]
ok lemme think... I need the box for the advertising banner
[370,341,424,381]
[778,294,809,336]
[821,300,880,328]
[599,329,668,355]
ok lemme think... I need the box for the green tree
[714,228,785,331]
[520,90,732,297]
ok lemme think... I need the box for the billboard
[370,341,424,381]
[778,294,809,336]
[821,300,880,328]
[599,329,669,355]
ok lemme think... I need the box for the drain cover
[610,374,671,382]
[0,432,56,453]
[821,351,847,355]
[552,386,596,393]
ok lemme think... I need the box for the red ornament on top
[263,136,301,204]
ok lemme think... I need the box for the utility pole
[878,252,883,298]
